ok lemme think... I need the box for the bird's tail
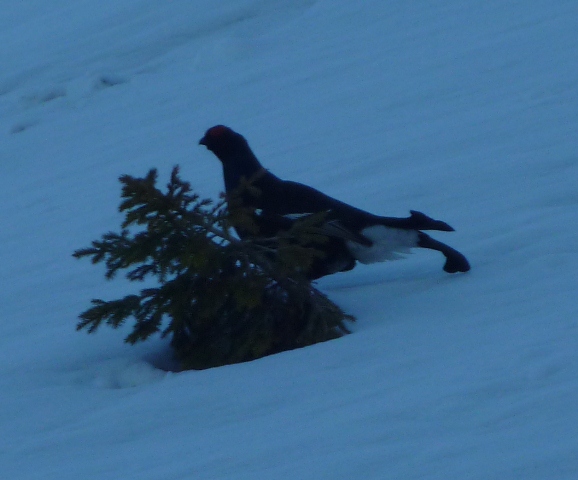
[379,210,455,232]
[417,232,471,273]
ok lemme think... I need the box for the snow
[1,1,577,478]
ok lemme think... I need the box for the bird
[199,125,470,280]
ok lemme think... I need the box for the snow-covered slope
[1,1,577,478]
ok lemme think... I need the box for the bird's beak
[199,136,207,146]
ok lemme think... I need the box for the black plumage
[200,125,470,279]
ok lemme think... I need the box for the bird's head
[199,125,265,193]
[199,125,250,163]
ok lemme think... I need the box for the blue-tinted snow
[1,1,577,479]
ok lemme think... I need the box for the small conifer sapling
[73,166,354,370]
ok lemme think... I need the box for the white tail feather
[346,226,419,264]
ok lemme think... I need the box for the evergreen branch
[73,165,354,370]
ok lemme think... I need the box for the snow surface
[2,1,578,478]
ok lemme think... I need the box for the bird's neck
[222,149,264,193]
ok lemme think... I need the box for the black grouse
[199,125,470,279]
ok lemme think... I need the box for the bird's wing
[276,212,373,246]
[319,220,373,246]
